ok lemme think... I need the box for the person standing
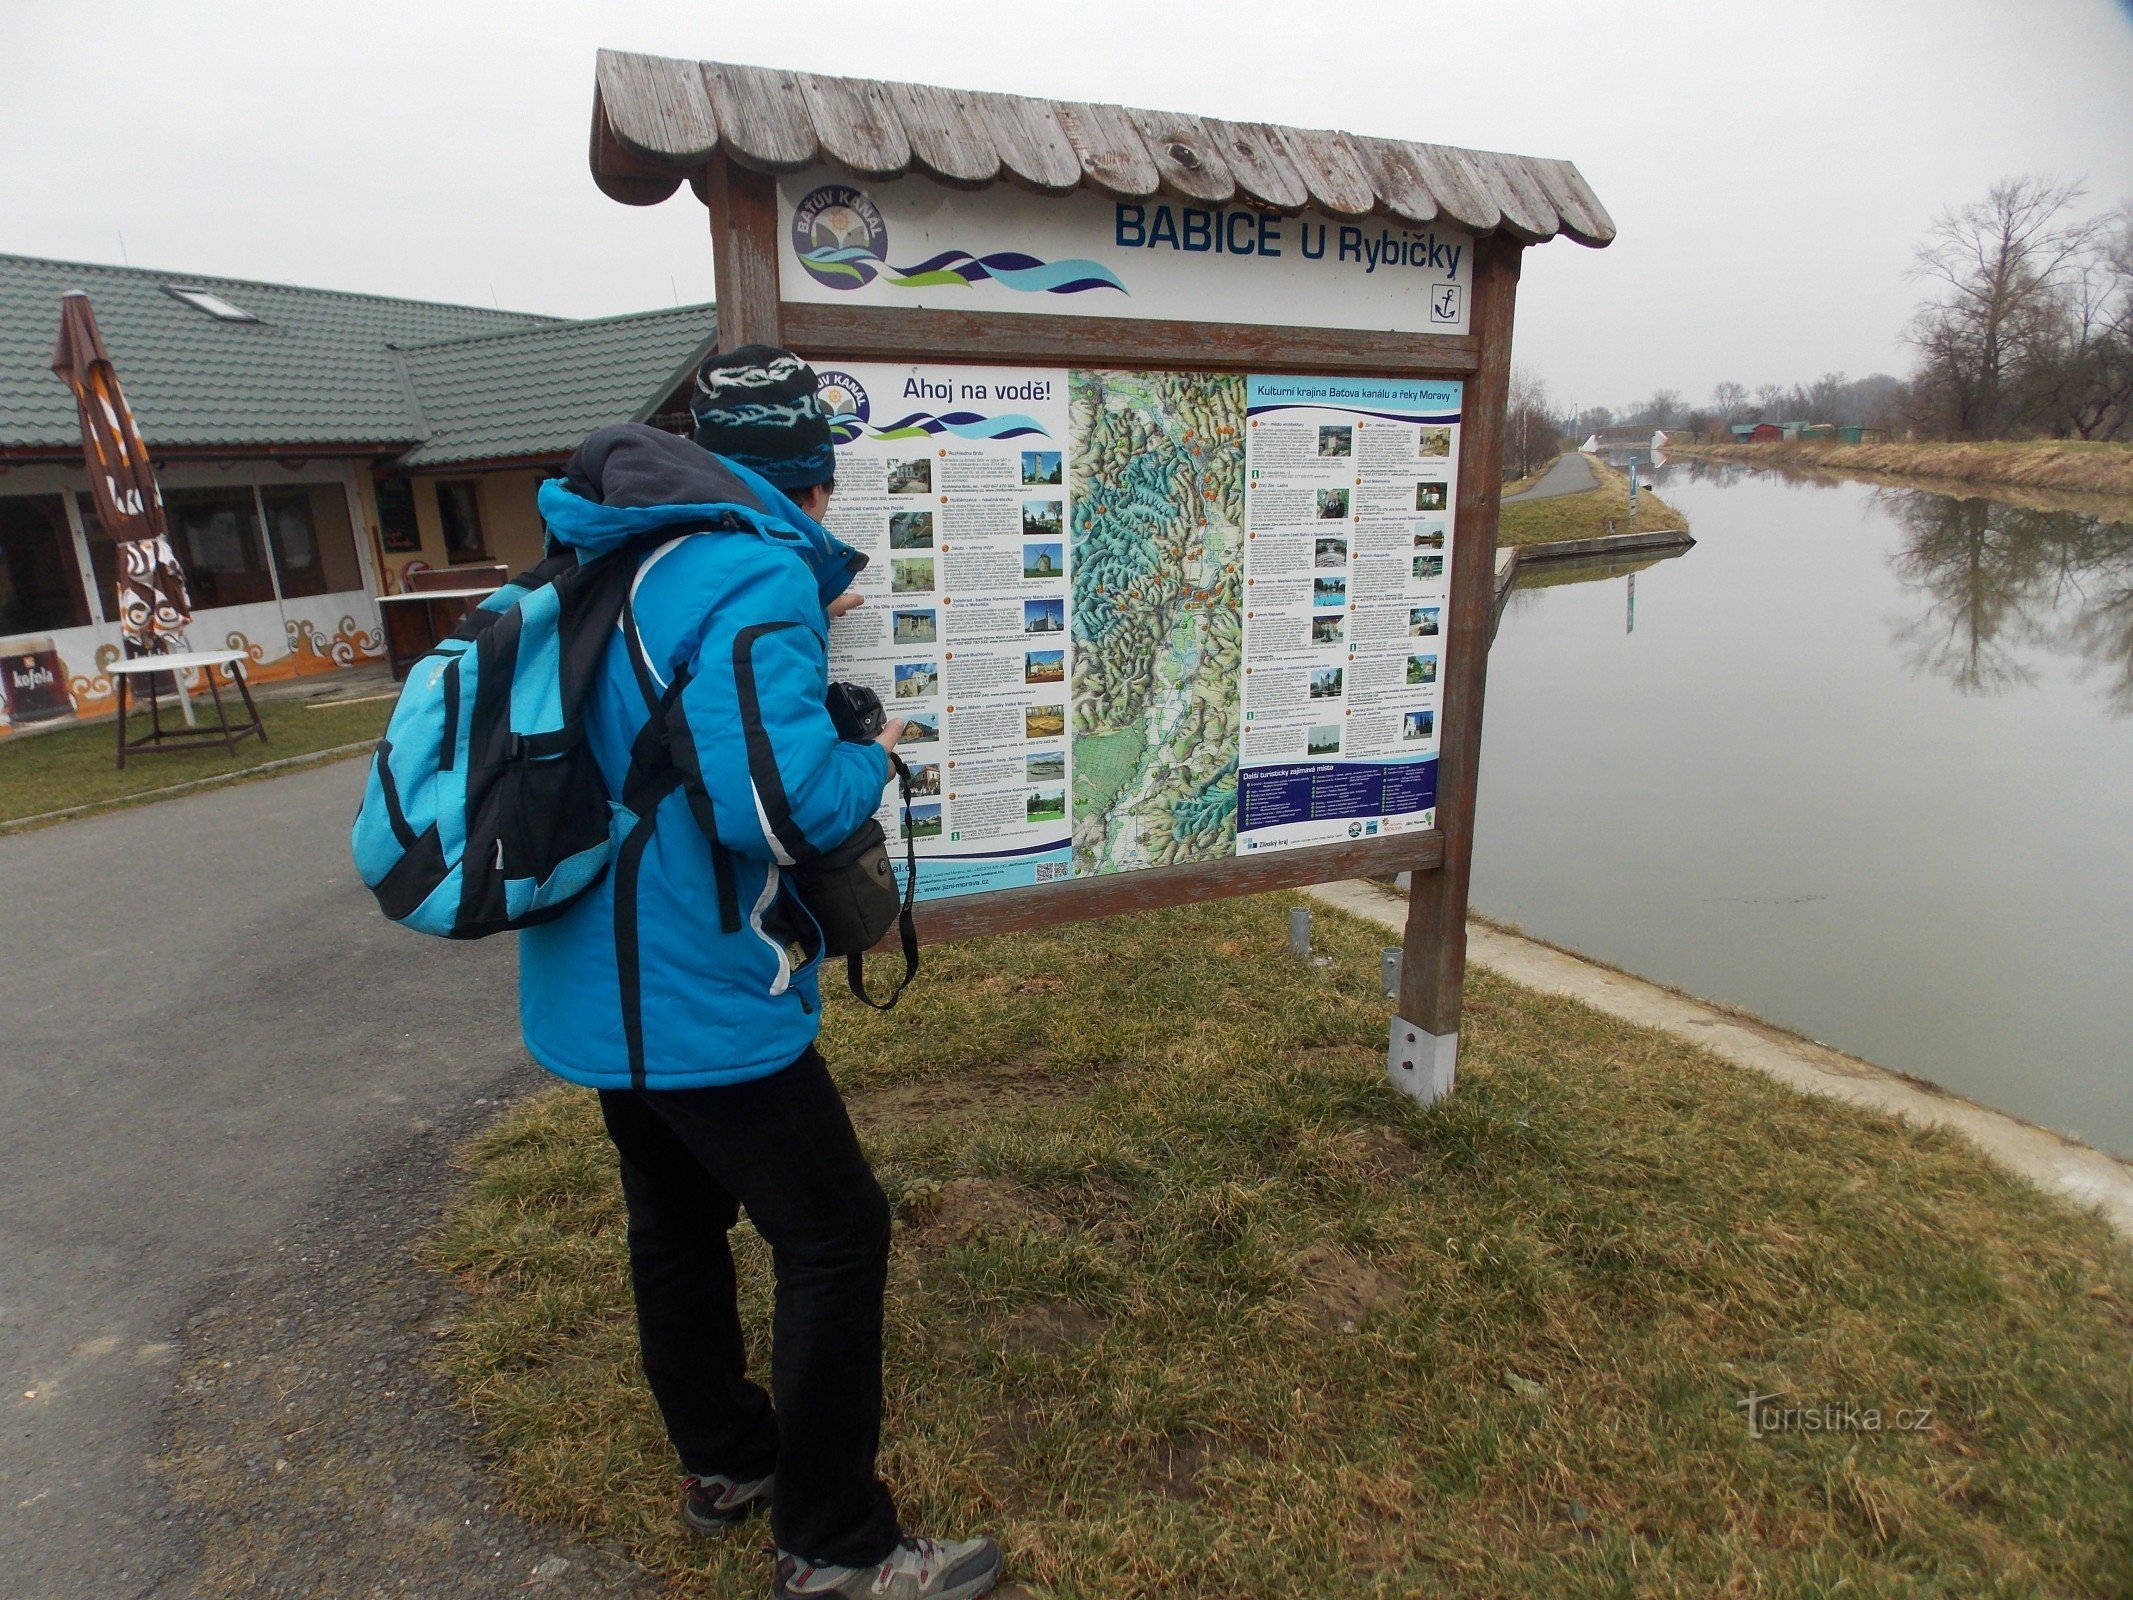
[517,346,1003,1600]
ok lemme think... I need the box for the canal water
[1474,462,2133,1157]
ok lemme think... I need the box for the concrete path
[1307,881,2133,1239]
[1503,451,1597,502]
[0,759,531,1598]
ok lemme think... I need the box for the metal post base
[1387,1016,1457,1106]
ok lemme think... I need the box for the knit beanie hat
[690,344,836,492]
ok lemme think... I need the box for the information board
[818,363,1461,902]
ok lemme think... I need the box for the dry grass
[0,697,388,827]
[1670,439,2133,499]
[435,895,2133,1599]
[1498,456,1691,549]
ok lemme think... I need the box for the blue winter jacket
[517,425,890,1090]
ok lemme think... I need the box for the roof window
[163,286,260,323]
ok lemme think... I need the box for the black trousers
[597,1046,900,1567]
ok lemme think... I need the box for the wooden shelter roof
[589,53,1615,249]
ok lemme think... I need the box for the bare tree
[1906,175,2100,438]
[1711,382,1749,427]
[2024,203,2133,439]
[1636,389,1687,428]
[1798,372,1852,420]
[1504,367,1563,481]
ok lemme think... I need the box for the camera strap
[847,752,920,1011]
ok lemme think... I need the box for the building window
[77,494,118,611]
[164,486,277,609]
[435,480,487,563]
[374,475,421,554]
[0,495,92,636]
[84,481,363,610]
[163,286,260,323]
[261,484,364,598]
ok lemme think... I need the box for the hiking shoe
[682,1471,773,1533]
[774,1533,1003,1599]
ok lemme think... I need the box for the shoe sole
[772,1547,1003,1600]
[684,1495,770,1536]
[938,1555,1004,1600]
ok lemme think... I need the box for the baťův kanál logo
[791,185,892,291]
[789,182,1126,298]
[814,369,871,445]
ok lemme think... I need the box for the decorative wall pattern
[3,591,383,732]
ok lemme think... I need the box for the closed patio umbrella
[51,291,196,715]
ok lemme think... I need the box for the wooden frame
[696,150,1520,1052]
[784,304,1480,379]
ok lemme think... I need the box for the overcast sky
[6,0,2130,413]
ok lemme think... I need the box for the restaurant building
[0,252,715,730]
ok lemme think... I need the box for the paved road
[1503,451,1597,502]
[0,761,530,1598]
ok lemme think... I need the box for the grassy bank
[0,696,387,826]
[1498,455,1690,549]
[435,895,2133,1599]
[1670,438,2133,499]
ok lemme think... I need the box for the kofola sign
[779,169,1473,335]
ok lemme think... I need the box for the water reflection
[1659,456,1760,490]
[1880,491,2133,714]
[1481,467,2133,1153]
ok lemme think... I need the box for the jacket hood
[537,424,863,604]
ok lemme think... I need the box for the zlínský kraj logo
[790,182,1127,297]
[815,370,872,445]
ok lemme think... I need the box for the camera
[826,680,887,742]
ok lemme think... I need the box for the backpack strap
[846,753,920,1012]
[618,583,742,935]
[617,585,678,804]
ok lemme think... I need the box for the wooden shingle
[702,62,819,172]
[888,81,1000,188]
[795,73,910,179]
[589,54,1614,247]
[1204,118,1310,212]
[1053,100,1162,199]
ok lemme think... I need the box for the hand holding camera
[826,680,904,752]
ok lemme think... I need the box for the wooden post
[701,154,784,347]
[1390,235,1522,1105]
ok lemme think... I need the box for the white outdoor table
[108,648,265,768]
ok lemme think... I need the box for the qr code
[1035,862,1070,883]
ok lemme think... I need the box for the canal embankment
[1313,880,2133,1240]
[1490,453,1696,618]
[1500,452,1691,546]
[1668,437,2133,500]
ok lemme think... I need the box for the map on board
[1067,370,1247,874]
[821,361,1459,902]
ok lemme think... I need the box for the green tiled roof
[395,302,717,467]
[0,252,555,452]
[1,253,720,468]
